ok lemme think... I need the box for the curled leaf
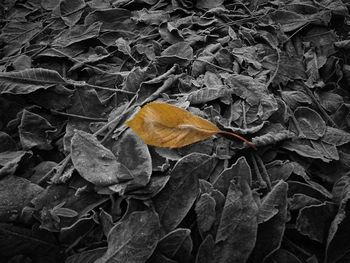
[126,102,255,148]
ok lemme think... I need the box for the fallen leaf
[0,176,43,221]
[148,228,193,263]
[95,209,161,263]
[153,153,208,232]
[126,102,255,148]
[71,130,120,186]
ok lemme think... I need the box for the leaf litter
[0,0,350,262]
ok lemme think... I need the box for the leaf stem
[303,83,337,127]
[218,130,256,149]
[255,154,272,191]
[265,47,281,88]
[286,106,305,138]
[250,152,267,188]
[83,83,136,94]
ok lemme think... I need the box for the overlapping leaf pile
[1,0,350,262]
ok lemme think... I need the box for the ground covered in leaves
[1,0,350,262]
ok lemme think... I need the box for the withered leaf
[126,102,219,148]
[126,102,254,148]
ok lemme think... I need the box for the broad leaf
[126,175,170,200]
[108,129,152,194]
[0,223,59,259]
[270,10,315,32]
[95,209,161,263]
[148,228,192,263]
[215,175,258,243]
[84,8,133,31]
[0,150,32,177]
[0,176,43,221]
[19,110,56,150]
[0,68,67,94]
[59,0,85,26]
[186,87,233,105]
[252,180,288,262]
[196,0,224,9]
[0,132,16,152]
[268,249,303,263]
[126,102,254,148]
[53,22,102,47]
[71,130,120,186]
[281,90,312,109]
[63,87,107,152]
[153,153,210,232]
[127,102,219,148]
[66,248,107,263]
[157,42,193,66]
[282,140,330,162]
[323,127,350,146]
[195,193,216,234]
[195,235,215,263]
[294,107,326,140]
[213,156,252,196]
[213,174,258,262]
[296,202,337,243]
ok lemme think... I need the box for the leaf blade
[0,68,67,94]
[126,102,220,148]
[96,209,161,263]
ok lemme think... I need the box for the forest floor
[1,0,350,262]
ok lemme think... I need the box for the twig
[50,109,108,122]
[143,74,185,104]
[143,64,178,84]
[83,83,136,95]
[242,101,247,129]
[38,154,71,186]
[99,97,138,144]
[282,23,310,45]
[193,58,234,73]
[235,0,263,24]
[30,21,55,43]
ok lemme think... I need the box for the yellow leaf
[126,101,256,149]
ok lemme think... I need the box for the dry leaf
[126,102,255,149]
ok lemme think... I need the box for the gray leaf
[296,202,337,243]
[71,130,120,186]
[149,228,192,263]
[213,175,258,262]
[213,157,252,196]
[0,68,67,94]
[96,209,161,263]
[153,153,210,232]
[294,107,326,140]
[323,126,350,146]
[252,181,288,262]
[0,176,43,222]
[19,110,56,150]
[111,129,152,187]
